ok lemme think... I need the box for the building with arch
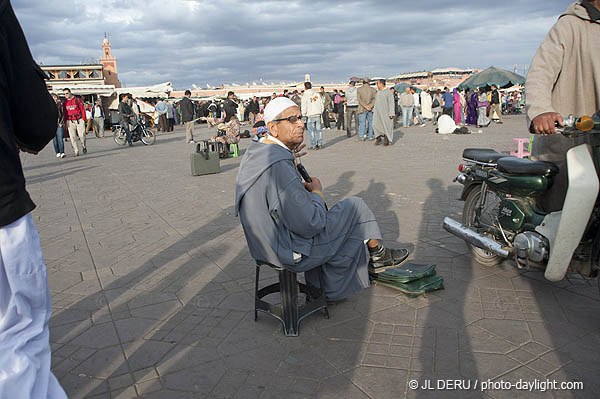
[40,35,121,90]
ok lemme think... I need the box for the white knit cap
[263,97,299,123]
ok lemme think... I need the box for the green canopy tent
[457,66,525,90]
[392,83,422,93]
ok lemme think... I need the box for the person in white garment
[0,1,67,397]
[420,89,433,120]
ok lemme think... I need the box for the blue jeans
[122,122,132,144]
[358,111,374,139]
[412,107,424,125]
[53,126,64,154]
[306,115,322,147]
[402,106,413,127]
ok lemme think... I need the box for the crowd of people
[49,89,151,156]
[48,82,526,160]
[169,81,526,149]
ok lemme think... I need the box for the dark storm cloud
[12,0,569,89]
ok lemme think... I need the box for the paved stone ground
[21,115,600,399]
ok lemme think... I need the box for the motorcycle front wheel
[141,128,156,145]
[113,127,127,146]
[462,187,504,267]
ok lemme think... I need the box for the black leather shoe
[370,248,410,269]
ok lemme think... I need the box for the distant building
[40,35,121,91]
[388,67,480,89]
[100,36,121,88]
[40,64,106,88]
[170,81,353,100]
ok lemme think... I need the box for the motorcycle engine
[514,232,549,263]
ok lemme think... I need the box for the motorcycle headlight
[576,116,594,131]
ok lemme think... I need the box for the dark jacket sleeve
[181,98,195,122]
[118,102,133,121]
[0,1,53,226]
[1,5,57,152]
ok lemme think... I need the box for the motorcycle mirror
[562,114,576,128]
[576,116,594,132]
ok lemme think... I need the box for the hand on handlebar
[531,112,564,135]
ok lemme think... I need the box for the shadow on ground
[49,171,413,398]
[412,178,600,399]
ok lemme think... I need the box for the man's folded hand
[303,177,322,193]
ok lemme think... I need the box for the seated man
[235,97,409,301]
[211,115,240,145]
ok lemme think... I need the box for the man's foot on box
[369,247,410,270]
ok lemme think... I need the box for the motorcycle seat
[496,157,559,176]
[462,148,505,163]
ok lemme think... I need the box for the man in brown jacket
[357,79,377,140]
[526,0,600,211]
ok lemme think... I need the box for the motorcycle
[443,113,600,284]
[112,115,156,146]
[502,102,523,115]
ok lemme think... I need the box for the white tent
[500,86,523,93]
[235,92,279,100]
[106,82,173,110]
[106,95,161,111]
[134,99,156,113]
[114,82,172,99]
[49,84,115,96]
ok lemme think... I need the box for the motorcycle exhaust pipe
[443,217,511,258]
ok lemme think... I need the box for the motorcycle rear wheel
[141,128,156,145]
[462,187,504,267]
[113,127,127,146]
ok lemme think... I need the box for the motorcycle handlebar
[529,114,598,138]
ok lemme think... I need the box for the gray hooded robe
[235,141,382,300]
[373,88,395,141]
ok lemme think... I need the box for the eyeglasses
[272,115,303,124]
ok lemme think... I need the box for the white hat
[264,97,299,123]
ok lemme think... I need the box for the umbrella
[458,66,525,90]
[392,83,421,93]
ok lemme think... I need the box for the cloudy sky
[13,0,569,89]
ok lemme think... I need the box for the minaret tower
[100,33,121,88]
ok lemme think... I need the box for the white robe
[421,91,433,119]
[437,114,457,134]
[373,88,395,141]
[0,214,67,399]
